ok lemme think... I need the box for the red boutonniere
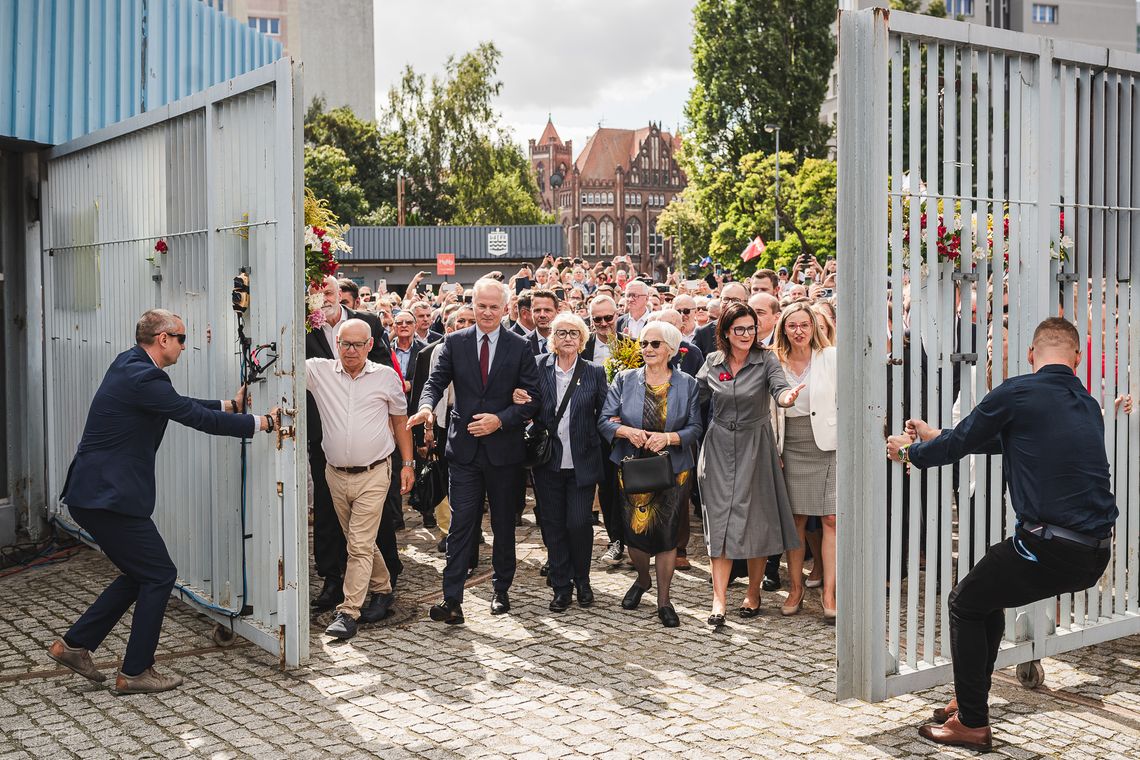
[154,239,168,253]
[718,371,733,382]
[679,347,688,355]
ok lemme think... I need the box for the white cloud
[374,0,697,154]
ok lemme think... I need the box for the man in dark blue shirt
[887,317,1116,751]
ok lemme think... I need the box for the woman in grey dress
[696,302,804,628]
[772,302,838,623]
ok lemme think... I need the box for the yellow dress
[618,381,692,555]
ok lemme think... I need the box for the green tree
[656,189,708,270]
[303,144,370,224]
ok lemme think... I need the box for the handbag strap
[552,359,586,427]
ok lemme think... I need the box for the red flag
[741,236,767,262]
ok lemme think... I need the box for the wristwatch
[402,460,415,468]
[265,414,275,434]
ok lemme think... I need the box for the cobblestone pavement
[2,509,1138,759]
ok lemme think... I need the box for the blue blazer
[60,346,256,517]
[598,367,704,474]
[419,326,541,466]
[533,354,609,487]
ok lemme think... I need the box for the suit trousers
[65,507,178,676]
[443,445,525,603]
[325,462,393,619]
[533,468,595,592]
[310,444,346,580]
[949,530,1110,728]
[598,447,623,544]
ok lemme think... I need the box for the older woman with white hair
[514,313,608,611]
[599,321,704,627]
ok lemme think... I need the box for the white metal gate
[837,9,1139,700]
[41,59,308,667]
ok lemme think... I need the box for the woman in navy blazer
[598,321,704,627]
[515,313,609,612]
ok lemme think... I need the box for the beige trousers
[325,461,393,619]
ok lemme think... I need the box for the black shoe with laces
[429,598,464,624]
[312,577,344,611]
[549,591,572,612]
[325,612,358,639]
[358,592,395,624]
[490,591,511,615]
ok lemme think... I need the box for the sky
[373,0,698,158]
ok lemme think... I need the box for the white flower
[306,292,325,312]
[953,214,963,231]
[920,262,930,280]
[973,247,987,262]
[304,227,322,249]
[1059,235,1074,251]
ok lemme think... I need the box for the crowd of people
[305,252,841,637]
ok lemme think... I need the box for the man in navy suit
[408,278,540,623]
[48,309,278,695]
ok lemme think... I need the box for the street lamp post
[765,123,780,242]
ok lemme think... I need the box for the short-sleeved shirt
[305,358,407,468]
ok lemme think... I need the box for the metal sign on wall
[487,229,509,257]
[436,253,456,275]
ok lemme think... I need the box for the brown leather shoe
[47,639,106,683]
[917,714,992,751]
[932,697,959,723]
[111,666,184,695]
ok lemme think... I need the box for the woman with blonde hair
[772,302,839,623]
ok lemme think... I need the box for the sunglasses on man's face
[675,308,692,316]
[592,314,616,324]
[638,339,665,350]
[160,332,187,345]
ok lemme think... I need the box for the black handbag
[523,359,585,469]
[619,448,674,495]
[412,455,447,510]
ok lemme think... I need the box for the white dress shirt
[624,312,648,338]
[554,360,576,469]
[320,306,349,360]
[477,325,502,370]
[305,358,406,467]
[592,336,612,365]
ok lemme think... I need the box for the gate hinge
[951,271,979,283]
[950,352,978,364]
[1055,272,1079,283]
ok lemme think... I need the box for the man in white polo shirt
[306,318,415,640]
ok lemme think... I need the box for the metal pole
[774,128,781,242]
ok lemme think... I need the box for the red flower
[319,260,339,276]
[718,371,733,382]
[154,240,168,253]
[312,226,326,239]
[679,347,688,355]
[321,240,332,256]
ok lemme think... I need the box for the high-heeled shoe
[805,577,823,589]
[781,587,804,616]
[822,606,837,624]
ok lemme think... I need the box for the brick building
[529,119,686,278]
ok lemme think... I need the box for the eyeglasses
[627,293,647,300]
[722,296,744,305]
[592,314,616,324]
[695,306,708,312]
[638,339,665,349]
[786,324,813,334]
[554,329,581,339]
[675,308,692,315]
[158,332,187,345]
[730,325,758,336]
[394,320,415,327]
[338,340,369,351]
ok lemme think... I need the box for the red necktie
[480,335,490,387]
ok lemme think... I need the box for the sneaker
[47,639,107,683]
[601,540,624,566]
[111,666,183,695]
[325,612,358,640]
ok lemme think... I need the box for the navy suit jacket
[419,326,540,466]
[693,322,717,357]
[669,340,705,376]
[533,355,608,487]
[60,346,256,517]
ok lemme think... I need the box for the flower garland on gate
[303,188,352,332]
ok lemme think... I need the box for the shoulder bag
[523,359,585,469]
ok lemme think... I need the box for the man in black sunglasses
[50,309,280,695]
[583,295,618,366]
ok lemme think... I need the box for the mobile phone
[553,287,566,301]
[804,276,814,287]
[463,294,473,304]
[515,276,532,294]
[822,288,834,298]
[654,283,669,294]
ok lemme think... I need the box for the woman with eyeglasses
[512,313,609,611]
[598,322,704,627]
[771,302,838,623]
[695,302,804,628]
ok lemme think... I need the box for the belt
[1021,521,1111,550]
[330,457,388,475]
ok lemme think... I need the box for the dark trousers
[949,530,1110,728]
[533,468,595,592]
[443,446,525,602]
[598,451,623,543]
[65,507,178,676]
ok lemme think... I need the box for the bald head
[650,308,683,330]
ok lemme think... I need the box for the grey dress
[696,348,801,559]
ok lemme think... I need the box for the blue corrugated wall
[0,0,283,146]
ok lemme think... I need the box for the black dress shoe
[428,598,464,625]
[762,576,782,592]
[549,591,572,612]
[490,591,511,615]
[621,581,650,610]
[358,592,395,624]
[738,604,761,619]
[422,512,437,529]
[325,612,358,639]
[312,577,344,611]
[576,584,595,608]
[437,536,448,553]
[658,604,680,627]
[539,561,549,577]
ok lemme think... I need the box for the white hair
[589,294,617,314]
[549,312,590,353]
[472,277,509,306]
[640,321,683,359]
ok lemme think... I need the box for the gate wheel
[211,623,237,647]
[1016,660,1045,689]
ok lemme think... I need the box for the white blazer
[772,345,838,453]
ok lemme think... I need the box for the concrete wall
[298,0,376,119]
[1009,0,1136,51]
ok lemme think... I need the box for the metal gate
[837,9,1139,700]
[40,59,308,667]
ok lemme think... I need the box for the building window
[947,0,973,16]
[635,193,642,206]
[1031,4,1057,23]
[582,219,597,256]
[607,192,614,205]
[248,16,281,35]
[625,218,641,256]
[648,221,664,258]
[599,219,614,256]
